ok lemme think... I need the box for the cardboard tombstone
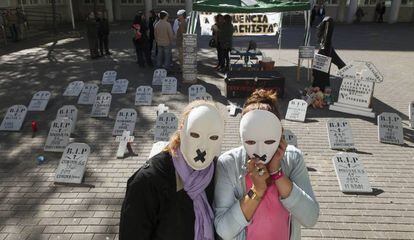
[102,70,117,85]
[377,112,404,145]
[154,112,178,141]
[111,79,129,94]
[332,152,372,193]
[112,108,137,136]
[56,105,78,134]
[194,92,213,102]
[63,81,84,97]
[116,130,135,158]
[28,91,51,111]
[0,105,27,131]
[283,129,298,147]
[91,93,112,117]
[188,85,206,102]
[44,118,72,152]
[78,83,99,105]
[135,86,153,106]
[54,143,90,184]
[152,68,167,86]
[156,104,169,116]
[409,102,414,129]
[162,77,177,95]
[326,118,355,150]
[285,99,308,122]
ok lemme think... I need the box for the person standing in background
[175,9,187,71]
[132,12,152,68]
[379,1,386,23]
[154,10,174,71]
[148,10,158,56]
[86,11,99,59]
[218,14,233,73]
[211,14,222,69]
[5,9,19,42]
[97,11,111,56]
[16,8,27,40]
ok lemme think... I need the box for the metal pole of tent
[278,13,283,62]
[69,0,76,30]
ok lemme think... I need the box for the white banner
[200,12,281,36]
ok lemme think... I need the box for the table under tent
[183,0,313,98]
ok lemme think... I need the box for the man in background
[176,9,187,71]
[154,10,174,71]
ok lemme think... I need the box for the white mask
[180,104,224,170]
[239,109,282,164]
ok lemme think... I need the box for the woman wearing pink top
[214,89,319,240]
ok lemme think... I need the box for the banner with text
[200,12,281,36]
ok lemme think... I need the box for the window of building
[19,0,40,5]
[157,0,185,6]
[401,0,414,6]
[120,0,144,5]
[84,0,105,4]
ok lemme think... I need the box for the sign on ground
[56,105,78,134]
[285,99,308,122]
[378,112,404,145]
[44,118,72,152]
[102,70,117,85]
[0,105,27,131]
[188,85,206,102]
[162,77,177,95]
[63,81,84,97]
[78,83,99,105]
[154,112,178,141]
[112,108,137,136]
[135,86,153,106]
[327,118,355,150]
[54,143,90,184]
[28,91,51,111]
[152,68,167,86]
[111,79,129,94]
[91,93,112,118]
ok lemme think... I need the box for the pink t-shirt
[245,175,290,240]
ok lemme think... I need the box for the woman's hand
[267,138,288,174]
[247,159,269,196]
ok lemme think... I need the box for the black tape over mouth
[194,149,207,163]
[253,153,267,162]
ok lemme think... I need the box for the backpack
[132,24,142,41]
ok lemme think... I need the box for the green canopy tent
[193,0,310,13]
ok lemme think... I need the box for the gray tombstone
[332,152,372,193]
[111,79,129,94]
[56,105,78,134]
[285,99,308,122]
[156,104,169,116]
[63,81,84,97]
[188,84,206,102]
[102,70,117,85]
[183,34,198,83]
[162,77,177,95]
[154,112,178,142]
[149,141,169,159]
[0,105,28,131]
[112,108,137,136]
[91,93,112,118]
[327,118,355,150]
[54,143,90,184]
[78,83,99,105]
[194,92,213,101]
[135,86,153,106]
[28,91,51,111]
[44,118,72,152]
[377,112,404,145]
[152,68,167,86]
[298,46,315,59]
[312,53,332,73]
[409,101,414,129]
[283,129,298,147]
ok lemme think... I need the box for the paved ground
[0,23,414,240]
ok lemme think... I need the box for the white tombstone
[78,83,99,105]
[149,141,169,159]
[298,46,315,59]
[409,101,414,129]
[326,118,355,150]
[116,130,134,158]
[312,54,332,73]
[194,92,213,102]
[285,99,308,122]
[332,152,372,193]
[152,68,167,86]
[56,105,78,134]
[377,112,404,145]
[44,118,72,152]
[28,91,51,111]
[188,85,206,102]
[329,61,383,118]
[54,143,90,184]
[63,81,84,97]
[135,86,153,106]
[154,112,178,141]
[112,108,137,136]
[162,77,177,95]
[283,129,298,147]
[0,105,27,131]
[183,34,198,83]
[91,93,112,118]
[111,79,129,94]
[156,104,169,116]
[102,70,117,85]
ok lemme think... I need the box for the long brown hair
[164,100,219,155]
[242,89,281,118]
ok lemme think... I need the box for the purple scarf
[172,148,215,240]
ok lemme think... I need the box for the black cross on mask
[194,149,207,163]
[253,153,267,162]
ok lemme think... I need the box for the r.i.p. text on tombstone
[162,77,178,95]
[28,91,51,111]
[188,85,206,102]
[102,70,117,85]
[327,118,355,150]
[111,79,129,94]
[0,105,28,131]
[44,118,72,152]
[152,68,167,86]
[78,83,99,105]
[63,81,84,97]
[135,86,153,106]
[283,129,298,147]
[332,152,372,193]
[377,112,404,145]
[285,99,308,122]
[91,93,112,118]
[112,108,137,136]
[54,143,90,184]
[154,112,178,142]
[56,105,78,134]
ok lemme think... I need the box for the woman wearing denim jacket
[214,89,319,240]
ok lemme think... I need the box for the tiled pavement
[1,23,414,240]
